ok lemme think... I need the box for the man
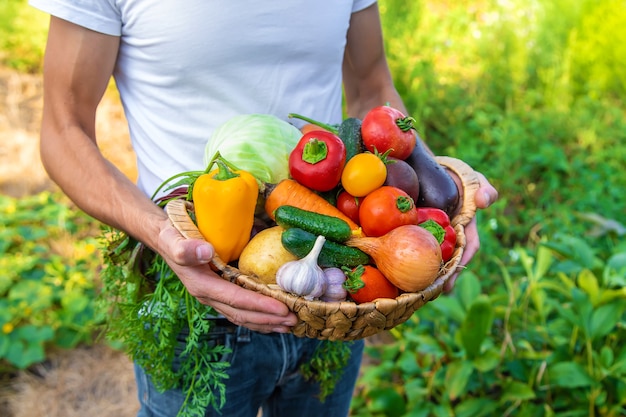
[31,1,498,416]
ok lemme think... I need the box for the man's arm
[342,3,406,118]
[40,17,165,249]
[40,16,297,331]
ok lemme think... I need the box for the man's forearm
[40,122,167,252]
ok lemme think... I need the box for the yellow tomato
[341,152,387,197]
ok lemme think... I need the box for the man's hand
[444,171,498,292]
[156,220,298,333]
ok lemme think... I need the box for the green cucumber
[281,228,369,268]
[337,117,363,162]
[274,205,352,242]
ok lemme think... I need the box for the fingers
[445,170,496,293]
[158,219,215,266]
[191,278,298,333]
[444,217,479,293]
[475,171,498,209]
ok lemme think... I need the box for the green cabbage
[203,114,301,184]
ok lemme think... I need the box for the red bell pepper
[416,207,457,262]
[289,130,346,192]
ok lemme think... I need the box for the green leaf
[16,325,54,343]
[571,289,594,338]
[445,360,474,400]
[544,235,600,270]
[54,326,84,349]
[0,333,9,357]
[61,290,90,315]
[428,295,466,323]
[617,380,626,406]
[605,252,626,287]
[547,361,594,388]
[5,337,46,369]
[599,346,614,369]
[590,302,624,340]
[456,271,481,312]
[460,294,494,359]
[597,288,626,305]
[454,398,499,417]
[404,409,431,417]
[396,350,421,377]
[403,379,428,407]
[609,347,626,374]
[535,243,554,280]
[367,387,406,417]
[472,346,501,372]
[500,380,536,402]
[577,269,600,304]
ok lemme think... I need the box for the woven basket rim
[166,156,480,340]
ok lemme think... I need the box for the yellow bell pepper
[192,160,259,263]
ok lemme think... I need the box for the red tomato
[343,265,399,303]
[361,106,417,160]
[359,186,419,237]
[336,191,361,225]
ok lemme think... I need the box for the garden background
[1,0,625,416]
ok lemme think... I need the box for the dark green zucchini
[337,117,363,162]
[274,205,351,242]
[281,228,370,268]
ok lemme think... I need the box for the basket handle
[434,156,480,227]
[165,200,203,239]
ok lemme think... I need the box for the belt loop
[237,326,251,343]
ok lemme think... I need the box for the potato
[238,226,297,285]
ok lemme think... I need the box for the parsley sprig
[98,228,228,416]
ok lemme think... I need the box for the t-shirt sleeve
[352,0,377,13]
[29,0,122,36]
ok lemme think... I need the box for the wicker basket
[166,156,479,341]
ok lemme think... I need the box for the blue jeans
[134,321,364,417]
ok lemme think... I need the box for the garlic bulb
[276,235,328,300]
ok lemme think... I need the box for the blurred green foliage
[379,0,626,274]
[0,192,102,369]
[0,0,48,72]
[353,234,626,416]
[350,0,626,415]
[1,0,625,414]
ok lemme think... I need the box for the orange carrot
[264,179,360,230]
[300,123,333,135]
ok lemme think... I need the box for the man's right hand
[156,219,298,334]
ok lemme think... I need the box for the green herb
[301,340,353,401]
[98,227,228,416]
[97,169,351,416]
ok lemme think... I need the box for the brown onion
[346,225,442,292]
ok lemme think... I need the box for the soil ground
[0,66,139,417]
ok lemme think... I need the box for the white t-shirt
[30,0,376,196]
